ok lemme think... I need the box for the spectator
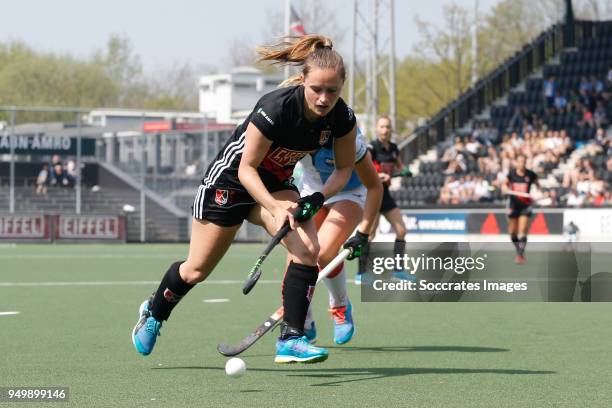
[578,105,594,128]
[594,102,608,128]
[51,154,62,167]
[464,135,481,156]
[591,75,605,94]
[566,189,585,207]
[554,92,568,112]
[543,76,556,108]
[66,159,77,179]
[473,175,492,202]
[441,136,464,161]
[50,163,72,188]
[36,164,49,195]
[445,153,467,174]
[579,76,592,94]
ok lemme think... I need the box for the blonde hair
[257,35,346,87]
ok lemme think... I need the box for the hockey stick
[218,248,351,356]
[505,190,533,199]
[242,222,292,295]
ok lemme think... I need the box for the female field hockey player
[132,35,356,364]
[502,154,539,264]
[297,128,383,345]
[356,115,412,283]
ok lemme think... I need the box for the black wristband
[312,192,325,206]
[356,230,369,239]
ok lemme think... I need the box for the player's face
[376,118,392,141]
[303,68,343,120]
[516,156,526,171]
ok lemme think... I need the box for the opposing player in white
[296,128,382,344]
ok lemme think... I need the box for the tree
[93,33,146,107]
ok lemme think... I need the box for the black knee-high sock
[280,261,318,339]
[394,239,406,269]
[518,236,527,256]
[150,261,195,321]
[511,234,520,254]
[394,239,406,256]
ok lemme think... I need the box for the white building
[198,67,283,123]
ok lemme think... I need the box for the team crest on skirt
[215,189,228,205]
[319,130,331,146]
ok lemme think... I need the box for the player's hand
[291,192,325,223]
[343,230,369,260]
[272,205,296,231]
[379,173,391,184]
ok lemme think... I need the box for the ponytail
[257,35,345,86]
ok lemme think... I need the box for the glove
[400,167,412,177]
[294,192,325,222]
[343,230,369,260]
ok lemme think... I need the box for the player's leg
[302,206,331,342]
[133,218,240,355]
[248,189,328,363]
[507,213,522,263]
[316,200,361,344]
[517,214,530,260]
[383,207,411,280]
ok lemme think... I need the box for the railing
[399,19,603,163]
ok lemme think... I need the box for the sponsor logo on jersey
[268,147,308,167]
[215,189,228,205]
[347,107,354,121]
[257,108,275,125]
[319,130,331,146]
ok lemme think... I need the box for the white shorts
[300,164,367,208]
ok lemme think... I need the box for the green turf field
[1,243,611,407]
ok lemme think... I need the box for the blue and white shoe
[275,336,329,364]
[304,321,318,344]
[132,299,162,356]
[330,302,355,345]
[393,270,417,282]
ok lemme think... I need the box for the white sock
[324,266,348,308]
[304,303,314,330]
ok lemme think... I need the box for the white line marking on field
[0,254,180,259]
[203,298,230,303]
[0,280,281,287]
[0,311,20,316]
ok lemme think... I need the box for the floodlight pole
[349,0,396,138]
[9,107,15,213]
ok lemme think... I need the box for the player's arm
[355,151,383,234]
[501,175,511,195]
[395,152,412,177]
[320,124,356,200]
[238,122,297,229]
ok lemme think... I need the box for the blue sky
[1,0,502,72]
